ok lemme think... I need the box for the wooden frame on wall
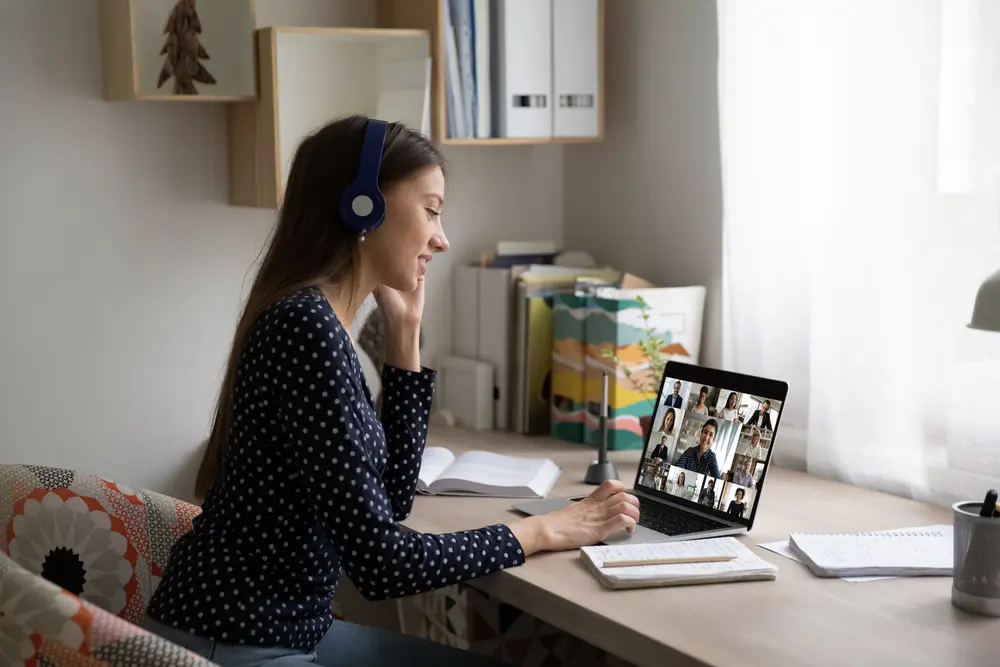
[98,0,258,102]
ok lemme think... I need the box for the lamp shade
[969,269,1000,332]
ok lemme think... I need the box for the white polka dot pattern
[147,289,525,650]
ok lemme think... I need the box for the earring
[359,234,366,243]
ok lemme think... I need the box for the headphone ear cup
[340,118,389,234]
[340,185,386,234]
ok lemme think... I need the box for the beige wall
[0,0,563,501]
[563,0,724,367]
[0,0,720,501]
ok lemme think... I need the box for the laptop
[512,361,788,545]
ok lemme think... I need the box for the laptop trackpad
[601,524,671,545]
[510,496,583,516]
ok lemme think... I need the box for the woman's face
[727,393,737,408]
[699,424,716,450]
[664,411,674,430]
[699,390,707,404]
[361,166,449,292]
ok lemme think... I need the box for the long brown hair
[195,115,445,499]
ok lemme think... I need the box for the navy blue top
[674,446,721,479]
[148,289,525,650]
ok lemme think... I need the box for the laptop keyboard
[637,496,730,536]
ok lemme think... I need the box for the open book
[580,537,779,590]
[416,447,561,498]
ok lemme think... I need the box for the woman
[659,406,676,435]
[728,487,747,518]
[718,392,739,421]
[691,386,710,414]
[143,116,640,667]
[668,471,687,497]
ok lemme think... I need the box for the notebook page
[583,537,777,581]
[760,524,952,582]
[590,537,744,566]
[789,532,952,570]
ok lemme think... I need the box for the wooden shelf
[227,27,431,209]
[377,0,604,145]
[98,0,257,102]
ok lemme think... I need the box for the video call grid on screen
[636,363,787,528]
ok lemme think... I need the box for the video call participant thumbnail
[689,386,710,415]
[663,380,684,408]
[673,418,721,478]
[727,487,747,517]
[745,399,774,430]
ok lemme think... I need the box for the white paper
[758,524,953,582]
[417,446,455,488]
[439,451,558,493]
[583,536,778,586]
[418,447,561,498]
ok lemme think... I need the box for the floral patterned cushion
[0,550,218,667]
[0,464,201,625]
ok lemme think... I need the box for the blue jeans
[141,616,509,667]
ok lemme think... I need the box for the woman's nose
[430,230,450,253]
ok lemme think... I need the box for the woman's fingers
[607,500,640,524]
[604,491,640,511]
[588,479,625,502]
[601,513,637,536]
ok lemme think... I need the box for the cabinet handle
[559,94,595,108]
[512,94,548,108]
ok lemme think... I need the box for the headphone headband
[339,118,389,235]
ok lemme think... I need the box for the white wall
[562,0,724,367]
[0,0,563,501]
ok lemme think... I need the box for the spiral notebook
[580,537,779,590]
[788,529,953,578]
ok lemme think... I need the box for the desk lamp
[585,371,620,484]
[969,269,1000,332]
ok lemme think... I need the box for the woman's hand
[374,282,424,372]
[510,480,640,555]
[374,280,425,331]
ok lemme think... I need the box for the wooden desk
[401,427,1000,667]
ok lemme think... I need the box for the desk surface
[401,427,999,667]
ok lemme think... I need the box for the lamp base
[584,460,620,485]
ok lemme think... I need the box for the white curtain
[719,0,1000,507]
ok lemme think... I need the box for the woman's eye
[426,208,441,219]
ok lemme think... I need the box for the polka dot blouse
[148,288,526,650]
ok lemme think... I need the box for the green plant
[601,295,667,410]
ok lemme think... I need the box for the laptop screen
[635,362,786,527]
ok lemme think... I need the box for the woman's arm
[276,303,526,601]
[376,315,433,519]
[377,363,434,521]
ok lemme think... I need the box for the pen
[601,555,736,568]
[979,489,997,518]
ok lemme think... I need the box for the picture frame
[99,0,257,101]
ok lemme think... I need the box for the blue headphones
[339,118,389,236]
